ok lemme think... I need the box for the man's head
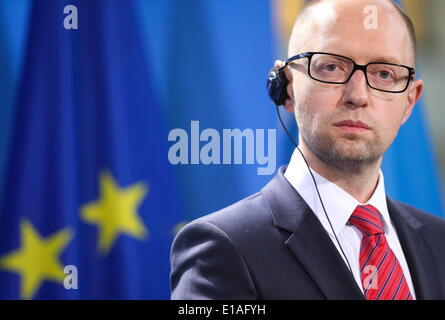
[284,0,423,173]
[288,0,417,65]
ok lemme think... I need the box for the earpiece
[267,66,290,106]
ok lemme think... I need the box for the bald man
[170,0,445,300]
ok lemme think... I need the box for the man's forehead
[308,37,410,66]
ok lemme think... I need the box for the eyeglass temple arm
[279,53,313,70]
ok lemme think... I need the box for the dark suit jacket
[170,166,445,299]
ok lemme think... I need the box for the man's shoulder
[170,192,267,299]
[188,190,274,239]
[180,166,290,236]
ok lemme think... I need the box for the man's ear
[402,79,423,125]
[283,65,294,113]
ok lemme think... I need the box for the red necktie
[349,205,413,300]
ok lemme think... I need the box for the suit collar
[261,166,365,299]
[284,148,391,240]
[387,198,442,300]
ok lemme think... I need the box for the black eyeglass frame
[284,52,416,94]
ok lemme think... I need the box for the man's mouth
[333,120,371,134]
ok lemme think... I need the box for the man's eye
[378,71,392,79]
[324,64,338,72]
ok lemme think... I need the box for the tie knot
[349,205,384,236]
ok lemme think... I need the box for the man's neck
[298,144,382,204]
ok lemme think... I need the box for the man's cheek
[378,120,399,146]
[310,89,341,108]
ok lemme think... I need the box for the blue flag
[0,0,185,299]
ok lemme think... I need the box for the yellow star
[0,220,73,300]
[80,171,148,254]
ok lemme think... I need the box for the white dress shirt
[284,149,416,299]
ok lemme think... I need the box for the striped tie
[349,205,413,300]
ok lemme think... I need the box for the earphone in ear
[267,64,290,106]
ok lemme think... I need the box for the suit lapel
[387,198,442,299]
[262,166,365,300]
[284,207,365,299]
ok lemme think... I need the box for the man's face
[288,0,423,172]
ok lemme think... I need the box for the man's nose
[342,69,370,109]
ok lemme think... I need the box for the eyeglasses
[286,52,416,93]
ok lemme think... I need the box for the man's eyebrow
[368,56,403,65]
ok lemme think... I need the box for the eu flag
[0,0,185,299]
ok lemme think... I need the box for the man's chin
[315,139,382,167]
[332,144,375,160]
[302,133,382,168]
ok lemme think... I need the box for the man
[170,0,445,300]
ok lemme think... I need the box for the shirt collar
[284,149,391,238]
